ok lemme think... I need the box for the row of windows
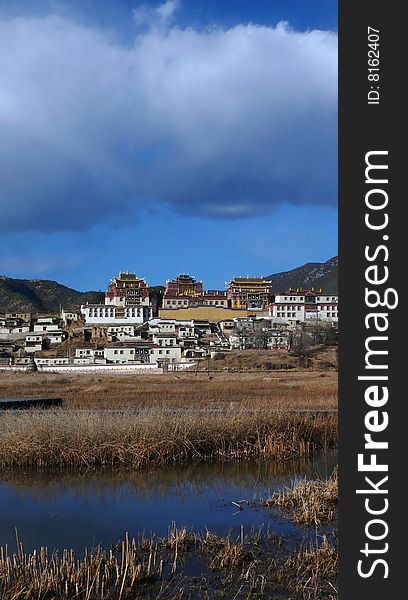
[165,299,226,306]
[88,308,144,317]
[125,309,143,316]
[279,296,337,302]
[274,304,337,312]
[36,359,68,364]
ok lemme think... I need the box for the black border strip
[339,1,404,596]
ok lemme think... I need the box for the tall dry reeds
[264,469,338,526]
[0,408,337,469]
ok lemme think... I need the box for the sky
[0,0,338,291]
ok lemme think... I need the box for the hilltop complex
[80,271,338,325]
[0,269,338,373]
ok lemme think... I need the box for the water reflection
[0,453,337,555]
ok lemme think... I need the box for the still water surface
[0,453,337,555]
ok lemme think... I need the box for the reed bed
[0,527,337,600]
[283,536,338,599]
[0,408,337,469]
[263,469,338,526]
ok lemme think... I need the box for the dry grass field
[0,351,337,469]
[0,369,337,411]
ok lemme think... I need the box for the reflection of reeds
[262,469,338,526]
[0,453,337,509]
[0,527,337,599]
[0,408,337,469]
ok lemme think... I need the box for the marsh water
[0,453,337,555]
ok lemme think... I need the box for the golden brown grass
[263,469,338,526]
[0,408,337,469]
[284,536,338,599]
[0,369,338,410]
[210,346,338,372]
[0,527,337,600]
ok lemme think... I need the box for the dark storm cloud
[0,4,337,232]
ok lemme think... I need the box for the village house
[177,323,196,338]
[219,320,236,335]
[107,325,140,341]
[61,310,80,324]
[0,316,30,337]
[47,330,67,345]
[183,347,207,359]
[148,320,178,335]
[33,316,62,333]
[149,345,182,365]
[34,357,70,367]
[152,332,178,347]
[104,343,153,364]
[25,334,47,353]
[14,356,34,366]
[74,347,106,364]
[3,312,32,321]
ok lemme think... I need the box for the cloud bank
[0,5,337,232]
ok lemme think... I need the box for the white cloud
[0,11,337,232]
[132,0,179,28]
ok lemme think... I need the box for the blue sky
[0,0,337,291]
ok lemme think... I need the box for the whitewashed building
[108,325,139,340]
[148,320,177,335]
[75,347,105,360]
[269,291,338,324]
[81,304,152,325]
[34,357,70,367]
[61,310,79,323]
[152,332,178,347]
[25,334,45,353]
[104,344,152,364]
[33,317,62,333]
[149,346,182,364]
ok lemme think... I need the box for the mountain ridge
[266,256,338,294]
[0,276,104,313]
